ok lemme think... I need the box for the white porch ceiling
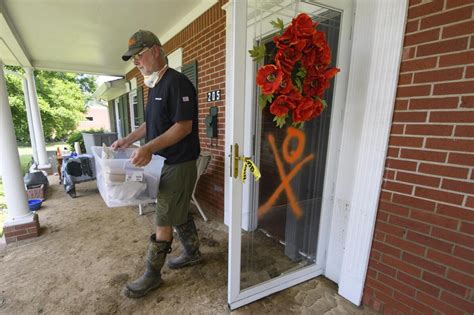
[0,0,217,76]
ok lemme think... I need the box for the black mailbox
[205,106,218,138]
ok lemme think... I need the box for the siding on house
[125,0,227,217]
[363,1,474,314]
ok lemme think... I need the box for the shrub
[66,128,104,153]
[0,179,5,211]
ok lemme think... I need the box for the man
[112,30,201,298]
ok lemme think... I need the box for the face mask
[143,65,168,88]
[143,71,159,88]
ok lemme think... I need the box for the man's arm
[130,120,192,167]
[111,122,146,150]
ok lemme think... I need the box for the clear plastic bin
[91,146,165,207]
[83,132,118,154]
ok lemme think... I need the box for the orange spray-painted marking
[258,127,314,220]
[282,126,305,164]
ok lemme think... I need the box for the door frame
[224,0,408,308]
[128,89,142,146]
[327,0,408,304]
[128,88,138,132]
[114,98,122,139]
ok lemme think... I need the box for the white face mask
[143,65,168,88]
[143,71,159,88]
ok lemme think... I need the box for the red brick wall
[363,1,474,314]
[125,0,227,218]
[125,68,144,99]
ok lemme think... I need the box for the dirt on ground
[0,177,378,314]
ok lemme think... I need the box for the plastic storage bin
[91,146,165,207]
[28,199,43,211]
[82,132,118,154]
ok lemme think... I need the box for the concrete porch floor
[0,177,378,314]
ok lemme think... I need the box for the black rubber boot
[123,234,171,298]
[167,216,201,269]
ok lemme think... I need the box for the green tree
[5,68,97,143]
[76,74,97,94]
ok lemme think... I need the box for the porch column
[22,77,39,164]
[24,67,49,168]
[0,63,39,243]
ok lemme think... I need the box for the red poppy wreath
[250,13,340,128]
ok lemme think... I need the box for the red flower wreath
[250,13,340,128]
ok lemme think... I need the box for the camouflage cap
[122,30,161,61]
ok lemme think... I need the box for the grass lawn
[0,142,64,237]
[0,180,5,238]
[18,142,65,174]
[17,142,65,156]
[0,211,4,238]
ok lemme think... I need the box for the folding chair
[191,152,212,221]
[138,152,212,219]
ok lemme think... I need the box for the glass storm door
[226,0,353,310]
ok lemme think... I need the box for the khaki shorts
[155,160,197,227]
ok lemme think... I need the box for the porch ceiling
[0,0,217,76]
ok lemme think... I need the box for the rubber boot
[167,216,201,269]
[122,234,171,298]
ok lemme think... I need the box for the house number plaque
[207,90,221,102]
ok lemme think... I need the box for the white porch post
[0,63,33,223]
[24,67,49,168]
[22,77,39,164]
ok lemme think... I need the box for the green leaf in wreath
[249,44,266,63]
[294,77,303,93]
[296,66,306,80]
[273,115,287,128]
[259,94,273,110]
[321,99,328,109]
[292,121,305,129]
[271,18,284,32]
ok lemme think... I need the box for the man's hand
[111,123,146,151]
[130,146,153,167]
[111,138,130,151]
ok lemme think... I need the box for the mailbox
[205,106,218,138]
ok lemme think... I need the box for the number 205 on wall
[207,90,220,102]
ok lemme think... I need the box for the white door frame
[129,89,138,130]
[328,0,408,304]
[224,0,408,308]
[128,89,142,147]
[114,98,122,139]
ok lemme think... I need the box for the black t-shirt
[145,68,200,164]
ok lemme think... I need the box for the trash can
[82,132,118,154]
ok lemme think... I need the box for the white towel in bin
[108,181,147,201]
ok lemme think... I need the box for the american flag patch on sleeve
[182,96,189,102]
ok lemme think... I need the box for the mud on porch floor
[0,177,378,314]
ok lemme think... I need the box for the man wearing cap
[112,30,201,298]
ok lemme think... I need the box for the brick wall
[363,1,474,314]
[4,213,40,244]
[125,0,227,217]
